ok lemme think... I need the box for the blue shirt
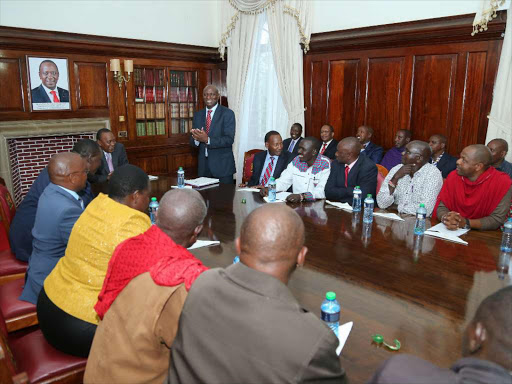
[259,152,279,186]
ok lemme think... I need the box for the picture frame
[27,56,71,111]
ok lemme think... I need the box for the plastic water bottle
[363,194,374,223]
[352,186,362,212]
[177,167,185,188]
[497,251,510,279]
[414,203,427,235]
[321,291,340,337]
[268,177,277,202]
[149,197,159,224]
[233,256,240,264]
[500,218,512,252]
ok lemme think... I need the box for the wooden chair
[376,164,389,195]
[0,278,37,332]
[0,184,16,238]
[0,308,86,383]
[376,164,389,178]
[242,149,263,184]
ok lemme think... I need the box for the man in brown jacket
[166,204,347,384]
[84,189,208,384]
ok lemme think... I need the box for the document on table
[373,212,404,221]
[263,192,291,203]
[188,240,220,250]
[337,321,353,356]
[171,185,193,189]
[424,222,469,245]
[326,200,353,211]
[237,187,261,192]
[185,177,219,188]
[148,175,159,181]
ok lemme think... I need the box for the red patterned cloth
[95,225,208,320]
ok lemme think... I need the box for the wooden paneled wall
[0,26,226,176]
[304,12,506,155]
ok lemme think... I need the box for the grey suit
[89,143,129,183]
[20,183,83,304]
[166,263,347,384]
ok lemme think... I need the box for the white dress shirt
[41,84,60,103]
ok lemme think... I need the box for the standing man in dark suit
[190,85,236,184]
[31,60,70,103]
[166,204,347,384]
[282,123,303,158]
[20,153,88,304]
[319,124,338,160]
[244,131,290,187]
[325,137,378,204]
[428,134,457,178]
[357,125,383,164]
[89,128,129,183]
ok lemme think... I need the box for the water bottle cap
[366,194,372,198]
[151,197,157,201]
[270,177,275,181]
[419,203,425,208]
[326,291,336,300]
[355,186,360,189]
[178,167,183,170]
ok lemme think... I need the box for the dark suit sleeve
[370,146,384,164]
[58,204,83,244]
[190,112,201,148]
[117,143,129,166]
[208,108,235,149]
[359,162,378,201]
[324,162,351,203]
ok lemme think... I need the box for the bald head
[156,189,207,248]
[487,139,509,167]
[466,144,492,166]
[48,153,87,192]
[410,140,431,161]
[238,205,306,284]
[336,137,362,164]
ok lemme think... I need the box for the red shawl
[433,166,511,219]
[95,225,208,320]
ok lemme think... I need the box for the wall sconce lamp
[110,59,133,88]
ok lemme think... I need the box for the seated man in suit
[428,134,457,178]
[166,204,347,384]
[380,129,411,171]
[20,153,88,304]
[325,137,377,204]
[260,137,331,203]
[487,138,512,179]
[369,286,512,384]
[85,189,208,384]
[31,60,69,103]
[435,144,512,231]
[377,141,443,217]
[357,125,383,164]
[89,128,129,183]
[9,139,101,262]
[190,85,236,184]
[244,131,290,187]
[319,124,338,160]
[282,123,303,157]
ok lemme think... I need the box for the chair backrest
[0,186,15,235]
[242,149,263,184]
[376,171,386,195]
[376,164,389,178]
[0,308,16,382]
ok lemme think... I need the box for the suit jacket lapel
[39,85,51,103]
[347,157,362,185]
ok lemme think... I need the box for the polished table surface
[139,177,509,383]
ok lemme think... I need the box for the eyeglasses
[41,71,58,76]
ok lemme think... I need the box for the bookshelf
[134,67,166,137]
[169,70,198,135]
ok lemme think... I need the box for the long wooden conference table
[148,177,507,383]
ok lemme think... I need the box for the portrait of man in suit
[29,57,70,111]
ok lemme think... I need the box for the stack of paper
[148,175,159,181]
[326,200,353,211]
[336,321,353,356]
[263,192,291,203]
[185,177,219,188]
[188,240,220,250]
[171,185,193,189]
[425,223,469,245]
[237,187,261,192]
[373,212,404,221]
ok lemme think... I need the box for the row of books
[135,86,165,103]
[170,71,196,87]
[134,68,165,86]
[136,120,166,136]
[169,102,194,118]
[171,118,193,134]
[169,87,196,103]
[135,103,166,119]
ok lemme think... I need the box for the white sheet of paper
[171,185,193,189]
[373,212,405,221]
[424,231,468,245]
[185,177,220,187]
[188,240,220,250]
[148,175,159,181]
[264,192,291,203]
[336,321,353,356]
[237,188,261,192]
[427,222,470,237]
[326,200,353,211]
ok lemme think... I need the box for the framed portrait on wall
[27,57,71,111]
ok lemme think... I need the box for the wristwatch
[388,180,396,188]
[463,218,470,229]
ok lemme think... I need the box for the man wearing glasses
[31,60,70,103]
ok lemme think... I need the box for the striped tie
[261,157,275,186]
[205,110,212,135]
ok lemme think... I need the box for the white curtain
[267,0,311,129]
[236,13,289,183]
[484,7,512,161]
[472,0,506,35]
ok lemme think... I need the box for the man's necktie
[78,197,84,210]
[260,157,275,186]
[106,153,114,173]
[288,140,296,153]
[344,165,350,187]
[205,110,212,135]
[320,143,328,155]
[50,90,60,103]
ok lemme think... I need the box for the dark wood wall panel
[304,12,506,156]
[0,58,25,112]
[74,62,109,109]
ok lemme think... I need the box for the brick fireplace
[0,119,110,205]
